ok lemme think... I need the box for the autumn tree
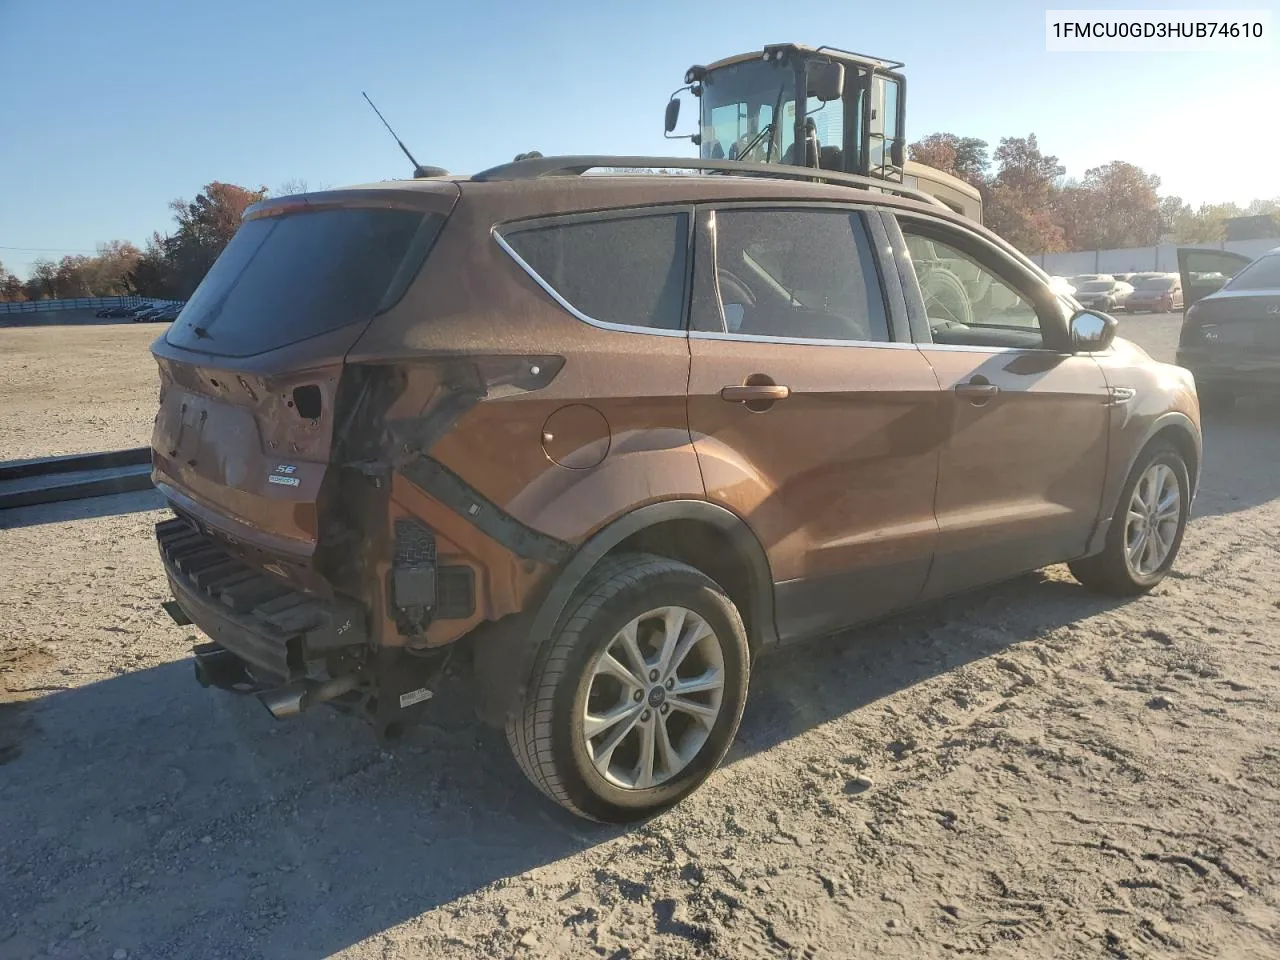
[92,240,141,295]
[127,233,179,299]
[165,181,267,296]
[984,135,1067,253]
[24,259,58,300]
[0,261,26,302]
[1083,162,1161,248]
[909,132,990,187]
[908,134,958,175]
[128,181,267,297]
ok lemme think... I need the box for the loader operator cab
[665,43,982,223]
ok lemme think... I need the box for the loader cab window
[700,59,794,163]
[868,75,901,176]
[777,95,846,170]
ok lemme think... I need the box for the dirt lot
[2,316,1278,959]
[0,323,161,460]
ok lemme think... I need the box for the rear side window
[167,208,443,357]
[501,213,689,330]
[1227,254,1280,292]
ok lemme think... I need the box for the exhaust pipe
[193,643,253,691]
[258,673,362,720]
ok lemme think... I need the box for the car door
[886,213,1111,599]
[1177,248,1254,310]
[686,204,944,643]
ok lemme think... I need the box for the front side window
[501,213,689,330]
[901,228,1046,349]
[700,208,889,342]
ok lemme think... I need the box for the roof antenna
[361,91,447,178]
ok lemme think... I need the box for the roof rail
[470,155,946,209]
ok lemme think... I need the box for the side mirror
[664,98,681,134]
[1069,309,1118,352]
[890,138,905,167]
[807,61,845,102]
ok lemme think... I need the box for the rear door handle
[720,384,791,402]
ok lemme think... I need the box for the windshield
[1136,277,1175,291]
[1078,281,1115,292]
[1226,254,1280,291]
[699,59,850,168]
[700,60,792,163]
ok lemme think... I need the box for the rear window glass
[166,208,441,356]
[501,213,688,330]
[1227,254,1280,291]
[1136,277,1174,290]
[1078,281,1114,292]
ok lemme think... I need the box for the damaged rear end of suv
[152,181,479,740]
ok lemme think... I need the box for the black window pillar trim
[879,210,933,343]
[863,209,911,344]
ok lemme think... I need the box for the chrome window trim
[688,330,920,349]
[490,215,691,340]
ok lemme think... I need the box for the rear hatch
[151,185,457,590]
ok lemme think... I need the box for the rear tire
[506,553,750,823]
[1069,443,1190,596]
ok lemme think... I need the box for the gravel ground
[0,323,160,460]
[2,315,1279,959]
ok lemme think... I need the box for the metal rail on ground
[0,447,154,510]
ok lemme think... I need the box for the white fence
[1032,238,1280,277]
[0,296,182,316]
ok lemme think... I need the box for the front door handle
[954,377,999,405]
[720,384,791,403]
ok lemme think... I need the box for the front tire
[1069,443,1190,595]
[506,554,750,822]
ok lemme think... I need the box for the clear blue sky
[1,0,1275,277]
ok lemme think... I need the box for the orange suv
[152,157,1202,822]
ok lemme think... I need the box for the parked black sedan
[1176,246,1280,411]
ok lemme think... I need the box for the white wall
[1033,238,1280,276]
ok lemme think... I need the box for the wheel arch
[1085,411,1201,557]
[469,500,777,727]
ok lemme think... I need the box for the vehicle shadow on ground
[0,488,164,530]
[0,568,1126,959]
[1192,398,1280,519]
[734,571,1125,757]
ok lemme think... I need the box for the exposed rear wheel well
[610,520,763,655]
